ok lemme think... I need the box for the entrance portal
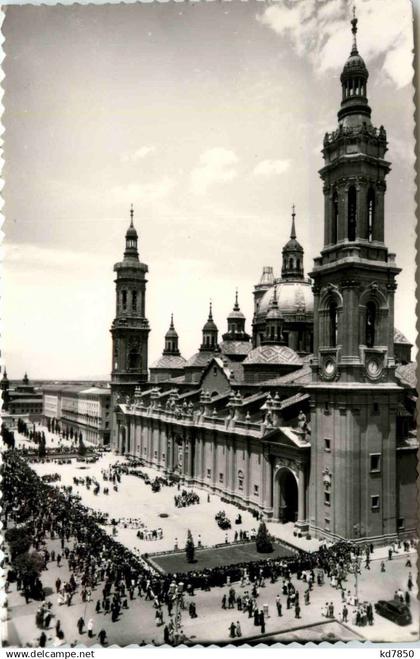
[276,468,298,523]
[120,426,126,454]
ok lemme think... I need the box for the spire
[208,300,213,321]
[234,289,240,311]
[124,205,139,259]
[351,4,358,55]
[291,204,296,239]
[170,313,174,330]
[272,285,278,308]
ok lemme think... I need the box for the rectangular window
[207,468,211,479]
[370,453,381,472]
[238,478,243,491]
[324,491,331,506]
[121,290,127,310]
[324,438,331,452]
[373,402,379,415]
[219,473,224,483]
[371,495,380,510]
[397,518,405,531]
[254,484,259,496]
[154,451,157,459]
[162,453,165,462]
[325,517,330,531]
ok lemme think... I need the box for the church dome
[257,281,313,317]
[341,52,368,79]
[243,344,302,366]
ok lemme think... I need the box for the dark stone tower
[110,206,150,450]
[308,10,402,543]
[222,291,250,342]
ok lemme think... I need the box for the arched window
[329,302,338,347]
[128,349,140,370]
[132,290,137,311]
[121,290,127,311]
[289,258,294,269]
[366,301,376,347]
[367,188,375,242]
[332,189,338,244]
[348,186,357,241]
[296,258,301,271]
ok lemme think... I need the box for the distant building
[42,384,111,445]
[2,372,43,419]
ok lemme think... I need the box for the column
[297,467,305,523]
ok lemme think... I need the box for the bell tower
[308,9,402,543]
[110,206,150,449]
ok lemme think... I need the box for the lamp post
[168,581,184,646]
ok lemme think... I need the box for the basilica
[109,14,417,544]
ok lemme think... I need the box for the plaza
[5,432,418,647]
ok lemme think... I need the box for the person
[295,602,301,619]
[87,618,94,638]
[260,611,265,633]
[405,591,410,606]
[388,548,393,561]
[163,625,170,645]
[95,600,101,613]
[276,596,282,617]
[44,612,52,629]
[408,573,413,591]
[342,605,348,622]
[229,622,236,638]
[77,617,84,635]
[222,594,227,609]
[55,577,61,593]
[39,631,47,648]
[55,620,61,637]
[380,561,386,572]
[98,629,107,646]
[236,621,242,637]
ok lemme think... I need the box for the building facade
[42,384,111,445]
[110,14,417,544]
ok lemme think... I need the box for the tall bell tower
[110,207,150,449]
[308,10,402,543]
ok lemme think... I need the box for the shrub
[255,521,273,553]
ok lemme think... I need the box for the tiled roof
[219,340,252,356]
[243,345,303,366]
[150,355,186,369]
[395,362,417,389]
[259,364,312,386]
[394,328,412,345]
[185,351,217,368]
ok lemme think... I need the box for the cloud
[121,146,156,162]
[257,0,413,89]
[253,159,291,176]
[190,148,238,195]
[110,177,175,204]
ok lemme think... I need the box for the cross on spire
[351,3,358,54]
[130,204,134,227]
[234,288,240,311]
[291,204,297,239]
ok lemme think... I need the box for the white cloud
[253,159,291,176]
[190,148,238,195]
[257,0,413,89]
[121,146,156,162]
[110,177,175,204]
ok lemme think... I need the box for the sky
[2,0,416,379]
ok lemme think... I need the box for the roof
[394,328,412,345]
[219,340,252,357]
[260,363,312,386]
[80,387,110,396]
[279,391,310,410]
[185,351,218,369]
[150,355,186,369]
[9,398,43,404]
[243,345,303,367]
[395,362,417,390]
[256,280,313,317]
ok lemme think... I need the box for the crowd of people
[174,490,200,508]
